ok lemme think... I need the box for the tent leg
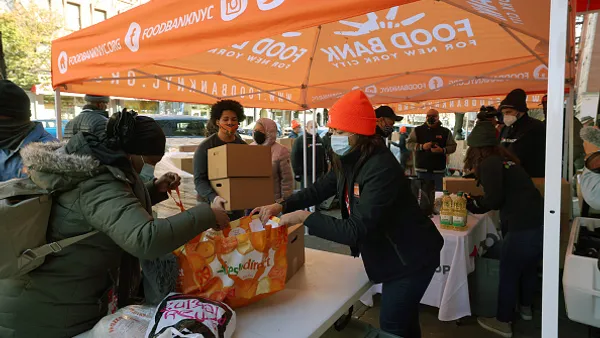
[543,0,568,337]
[567,86,575,183]
[54,89,63,141]
[303,111,308,190]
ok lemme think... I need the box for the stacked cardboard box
[276,138,295,152]
[208,144,274,211]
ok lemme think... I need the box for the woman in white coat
[252,118,294,202]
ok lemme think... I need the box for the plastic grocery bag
[81,305,155,338]
[145,293,236,338]
[174,215,288,308]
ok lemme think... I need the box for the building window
[93,9,107,24]
[66,2,81,31]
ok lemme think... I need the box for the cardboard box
[208,144,272,180]
[443,177,484,195]
[277,138,295,151]
[178,144,199,153]
[531,178,572,218]
[210,177,274,210]
[286,223,305,282]
[171,157,194,174]
[391,132,400,142]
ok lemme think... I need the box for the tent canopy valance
[51,0,558,110]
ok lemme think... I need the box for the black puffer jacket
[63,105,109,141]
[471,155,544,234]
[283,146,443,283]
[500,115,546,178]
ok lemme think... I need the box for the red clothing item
[344,185,351,214]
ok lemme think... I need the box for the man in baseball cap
[63,94,111,141]
[375,105,403,138]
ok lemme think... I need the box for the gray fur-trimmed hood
[21,141,101,175]
[20,141,110,191]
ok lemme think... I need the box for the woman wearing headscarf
[464,121,543,338]
[252,91,443,338]
[252,118,294,202]
[0,110,230,338]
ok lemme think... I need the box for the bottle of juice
[440,190,453,227]
[452,191,467,228]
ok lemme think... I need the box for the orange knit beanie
[327,90,377,136]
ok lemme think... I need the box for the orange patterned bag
[174,215,288,308]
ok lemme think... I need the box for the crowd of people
[0,78,594,338]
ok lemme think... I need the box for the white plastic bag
[146,293,236,338]
[82,305,155,338]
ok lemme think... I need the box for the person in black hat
[0,80,56,181]
[499,89,546,177]
[375,105,403,138]
[464,121,543,338]
[407,109,457,191]
[64,94,111,141]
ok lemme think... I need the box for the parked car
[148,115,209,138]
[35,119,68,138]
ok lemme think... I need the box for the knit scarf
[0,120,36,150]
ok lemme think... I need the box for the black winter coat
[474,155,544,233]
[283,146,443,283]
[500,115,546,178]
[291,133,327,179]
[63,105,109,141]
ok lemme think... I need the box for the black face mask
[383,125,394,137]
[427,117,437,125]
[253,131,266,145]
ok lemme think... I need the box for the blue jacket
[0,122,56,181]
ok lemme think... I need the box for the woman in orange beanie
[252,90,443,338]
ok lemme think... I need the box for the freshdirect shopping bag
[174,215,288,308]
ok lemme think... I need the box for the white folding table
[233,248,372,338]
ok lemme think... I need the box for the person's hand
[280,210,311,226]
[431,145,444,153]
[155,172,181,193]
[212,196,227,209]
[211,207,230,230]
[251,203,283,224]
[423,142,433,151]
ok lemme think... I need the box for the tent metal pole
[543,0,568,337]
[567,86,575,183]
[54,89,63,141]
[312,115,316,184]
[303,111,308,189]
[500,25,548,66]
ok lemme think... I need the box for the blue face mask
[139,156,155,183]
[331,134,353,156]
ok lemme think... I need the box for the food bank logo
[428,76,444,91]
[57,51,68,74]
[125,22,142,52]
[533,64,548,80]
[334,7,425,36]
[352,85,377,98]
[220,0,285,22]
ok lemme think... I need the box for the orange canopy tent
[51,0,557,110]
[393,94,545,114]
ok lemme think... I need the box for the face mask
[503,115,518,126]
[220,123,238,136]
[427,117,437,125]
[253,131,266,145]
[331,135,353,156]
[383,125,394,137]
[136,156,155,183]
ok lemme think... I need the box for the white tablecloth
[360,212,501,321]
